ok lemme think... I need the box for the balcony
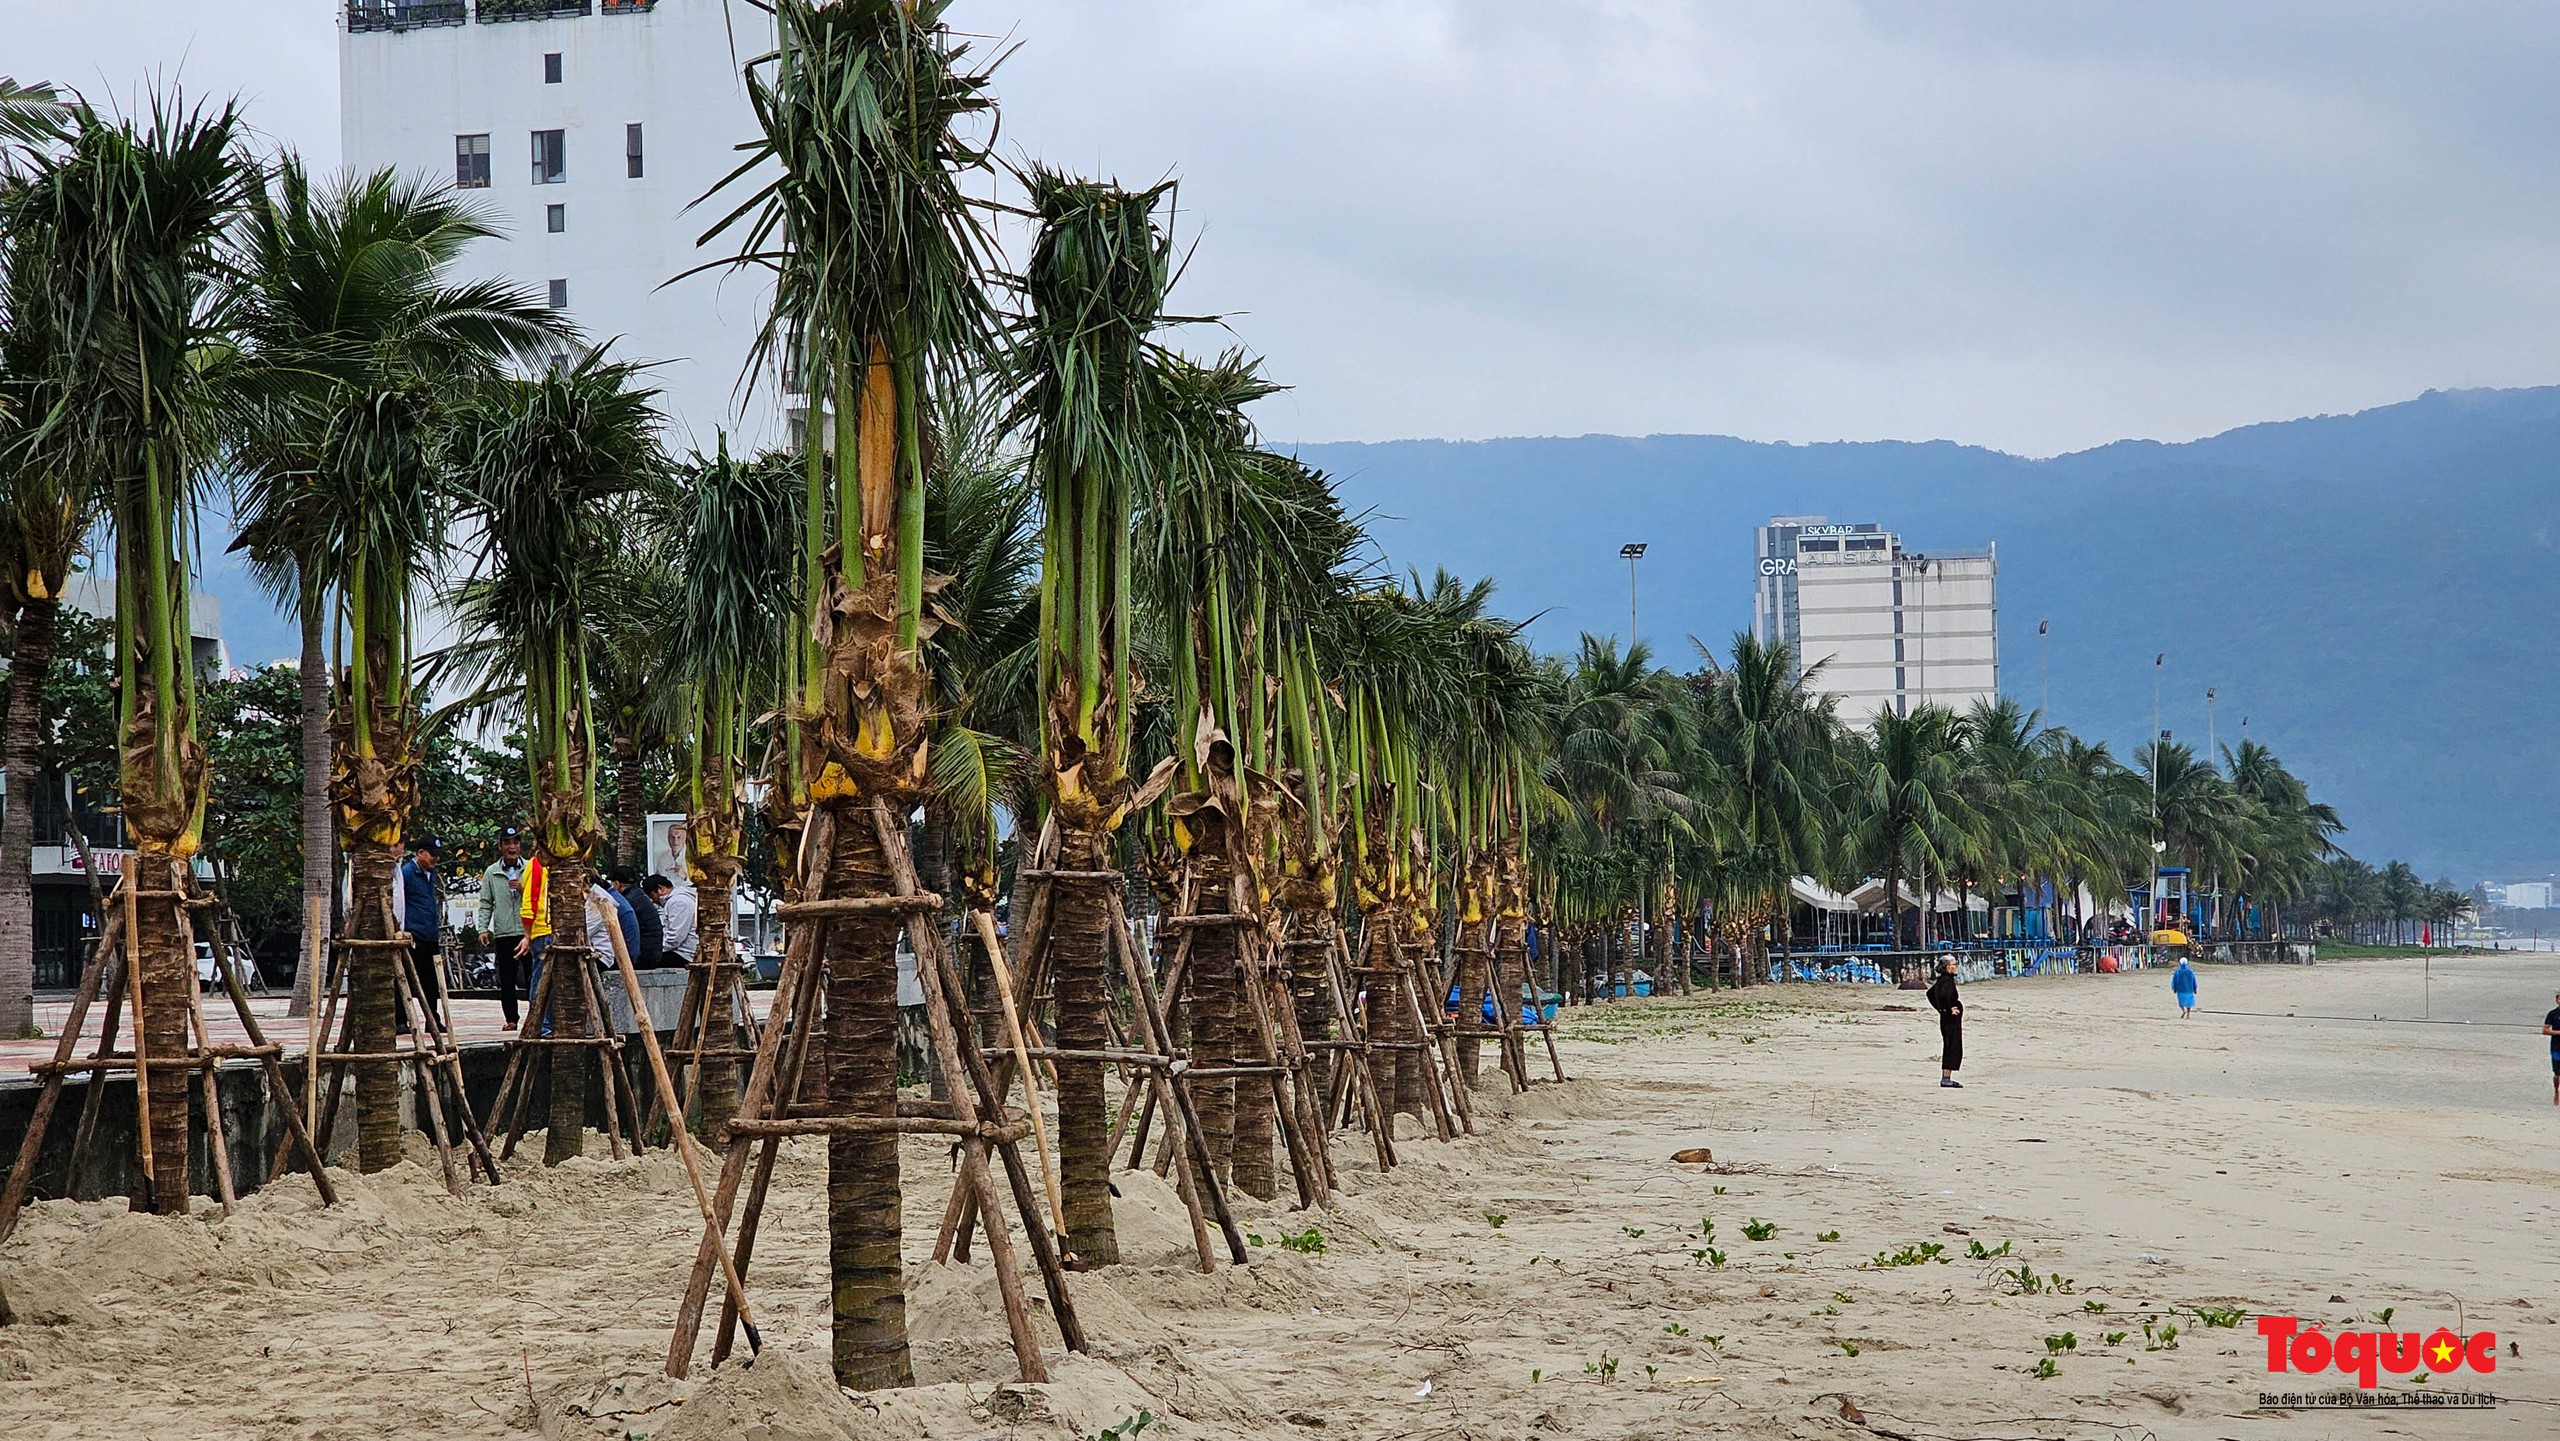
[477,0,593,21]
[346,0,467,31]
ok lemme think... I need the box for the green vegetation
[1741,1218,1778,1241]
[1871,1242,1948,1268]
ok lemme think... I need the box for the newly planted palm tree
[662,442,800,1135]
[450,348,665,1166]
[0,94,251,1209]
[700,0,998,1387]
[1016,170,1179,1267]
[229,160,563,1168]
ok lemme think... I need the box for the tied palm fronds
[0,89,253,1211]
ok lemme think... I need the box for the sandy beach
[4,952,2557,1440]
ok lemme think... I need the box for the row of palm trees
[1517,636,2359,996]
[2295,856,2472,945]
[0,12,2366,1390]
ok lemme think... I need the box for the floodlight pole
[1620,542,1647,652]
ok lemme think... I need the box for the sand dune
[3,952,2555,1439]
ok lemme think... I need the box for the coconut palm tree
[227,160,565,1166]
[0,144,97,1039]
[1837,705,1975,950]
[700,0,999,1387]
[0,92,254,1211]
[1689,633,1837,979]
[1015,168,1179,1267]
[449,347,666,1166]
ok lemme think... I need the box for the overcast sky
[12,0,2560,456]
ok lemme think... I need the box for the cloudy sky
[12,0,2560,456]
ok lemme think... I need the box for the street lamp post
[2037,619,2050,718]
[1620,542,1647,651]
[2151,652,2165,929]
[2206,686,2218,758]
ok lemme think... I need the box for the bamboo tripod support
[0,876,337,1245]
[276,892,503,1192]
[645,945,761,1141]
[481,933,649,1164]
[663,800,1082,1384]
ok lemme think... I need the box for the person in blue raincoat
[2171,956,2198,1018]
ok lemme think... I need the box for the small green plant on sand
[1816,1230,1842,1243]
[1663,1322,1690,1337]
[1279,1226,1326,1255]
[2370,1307,2396,1326]
[1530,1368,1542,1384]
[1584,1353,1620,1382]
[1839,1340,1861,1356]
[2192,1305,2245,1329]
[1622,1226,1646,1240]
[1965,1238,2013,1260]
[1690,1246,1727,1269]
[2032,1357,2058,1380]
[1712,1185,1727,1196]
[2103,1331,2128,1346]
[1872,1241,1946,1268]
[2142,1318,2180,1352]
[1483,1211,1507,1229]
[1096,1412,1156,1440]
[1742,1218,1778,1241]
[1644,1364,1659,1381]
[2044,1332,2078,1354]
[2083,1300,2108,1314]
[1702,1334,1725,1350]
[1245,1232,1264,1247]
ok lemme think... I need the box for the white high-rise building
[1752,517,1998,726]
[339,1,782,456]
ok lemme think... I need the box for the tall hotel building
[1752,517,1998,726]
[340,1,783,454]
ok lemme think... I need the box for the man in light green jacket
[478,827,528,1030]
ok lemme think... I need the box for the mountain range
[192,385,2558,883]
[1291,385,2560,884]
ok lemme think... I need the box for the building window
[547,278,569,309]
[454,133,491,189]
[531,129,565,184]
[543,52,563,83]
[546,203,565,233]
[625,123,644,179]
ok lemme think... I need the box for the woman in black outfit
[1926,957,1963,1088]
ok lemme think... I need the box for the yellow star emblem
[2429,1338,2459,1368]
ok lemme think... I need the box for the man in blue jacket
[398,838,446,1032]
[2171,956,2199,1018]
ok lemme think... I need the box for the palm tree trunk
[544,854,592,1166]
[692,871,739,1137]
[0,594,58,1039]
[613,739,644,870]
[1454,922,1489,1086]
[1051,825,1120,1267]
[134,851,193,1214]
[1360,906,1421,1119]
[822,802,912,1390]
[290,589,332,1020]
[1187,904,1239,1182]
[347,839,406,1172]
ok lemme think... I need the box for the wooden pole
[973,908,1066,1242]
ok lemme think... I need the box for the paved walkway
[4,990,775,1081]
